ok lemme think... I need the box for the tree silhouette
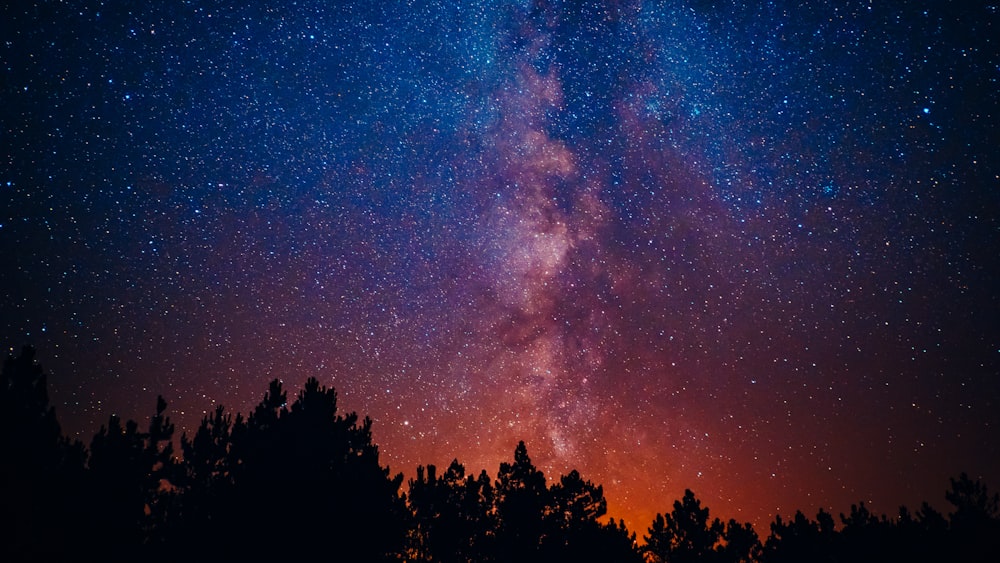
[1,346,63,461]
[947,472,1000,529]
[494,441,550,562]
[0,346,87,561]
[593,518,645,563]
[87,395,176,561]
[645,489,724,563]
[836,501,894,563]
[945,473,1000,562]
[407,446,643,562]
[762,509,836,563]
[544,469,642,561]
[719,518,762,563]
[547,469,607,526]
[407,459,496,562]
[893,502,949,563]
[186,377,409,561]
[167,405,238,561]
[5,345,1000,562]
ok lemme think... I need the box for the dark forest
[3,346,997,562]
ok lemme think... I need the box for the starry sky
[2,0,998,531]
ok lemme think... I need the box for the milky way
[3,1,998,530]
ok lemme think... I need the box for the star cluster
[2,1,998,530]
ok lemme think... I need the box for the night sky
[3,0,998,531]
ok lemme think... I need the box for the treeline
[2,346,998,562]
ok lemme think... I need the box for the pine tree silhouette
[407,459,496,562]
[175,377,408,561]
[494,441,549,562]
[0,346,86,562]
[87,395,176,561]
[945,473,1000,562]
[645,489,724,563]
[719,518,762,563]
[5,346,1000,562]
[543,469,642,561]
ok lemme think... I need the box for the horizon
[23,348,993,535]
